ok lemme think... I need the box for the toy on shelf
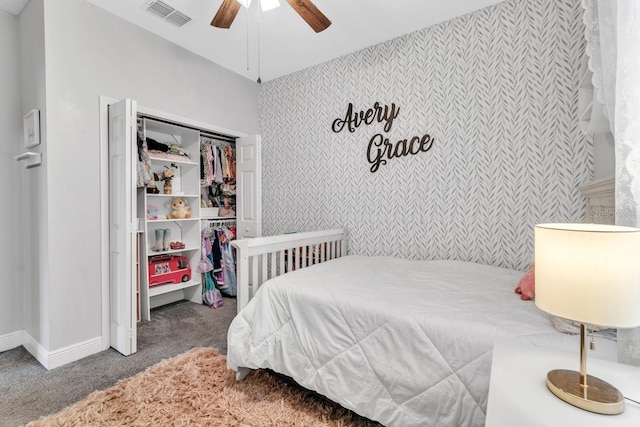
[156,163,177,195]
[146,205,159,220]
[167,197,191,219]
[148,255,191,286]
[219,197,235,217]
[170,241,185,250]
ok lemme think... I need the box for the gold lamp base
[547,369,624,415]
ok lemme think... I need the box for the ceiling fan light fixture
[260,0,280,11]
[211,0,329,32]
[236,0,280,11]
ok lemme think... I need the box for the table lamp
[535,223,640,415]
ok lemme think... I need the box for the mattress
[226,255,617,427]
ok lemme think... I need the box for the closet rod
[206,222,236,230]
[204,218,237,227]
[201,135,235,146]
[137,114,236,144]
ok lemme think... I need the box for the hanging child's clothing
[214,145,225,184]
[200,143,215,187]
[200,223,236,298]
[198,228,223,308]
[136,132,155,189]
[217,227,237,297]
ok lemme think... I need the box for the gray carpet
[0,298,237,427]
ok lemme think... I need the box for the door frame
[98,96,249,350]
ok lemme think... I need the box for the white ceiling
[2,0,505,82]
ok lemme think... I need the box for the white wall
[41,0,258,352]
[0,10,24,344]
[18,0,49,352]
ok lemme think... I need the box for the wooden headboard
[579,175,615,225]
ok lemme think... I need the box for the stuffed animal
[168,197,191,219]
[515,262,535,300]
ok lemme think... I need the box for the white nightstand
[486,338,640,426]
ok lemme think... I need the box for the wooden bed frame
[231,229,348,311]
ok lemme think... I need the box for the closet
[108,98,261,356]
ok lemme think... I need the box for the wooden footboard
[231,229,347,312]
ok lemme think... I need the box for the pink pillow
[515,262,535,300]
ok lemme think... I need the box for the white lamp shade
[535,223,640,328]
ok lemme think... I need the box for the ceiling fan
[211,0,332,33]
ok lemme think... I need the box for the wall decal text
[332,102,434,173]
[367,133,434,173]
[332,102,400,134]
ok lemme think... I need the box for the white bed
[227,231,618,427]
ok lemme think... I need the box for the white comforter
[226,256,616,427]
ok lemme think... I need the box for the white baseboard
[22,330,50,369]
[0,330,23,353]
[22,331,104,370]
[48,336,104,370]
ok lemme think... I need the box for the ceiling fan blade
[286,0,332,33]
[211,0,241,29]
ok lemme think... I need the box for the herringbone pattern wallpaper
[259,0,591,271]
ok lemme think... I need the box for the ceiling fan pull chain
[257,3,262,84]
[246,5,250,73]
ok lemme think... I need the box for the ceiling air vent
[166,10,192,27]
[146,0,192,27]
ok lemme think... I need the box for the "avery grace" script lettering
[331,102,434,173]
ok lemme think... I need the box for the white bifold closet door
[108,98,138,356]
[236,135,262,239]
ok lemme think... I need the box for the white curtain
[582,0,617,131]
[582,0,640,365]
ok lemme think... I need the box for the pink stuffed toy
[515,262,535,300]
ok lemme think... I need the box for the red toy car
[148,255,191,286]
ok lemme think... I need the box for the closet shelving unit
[137,117,203,320]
